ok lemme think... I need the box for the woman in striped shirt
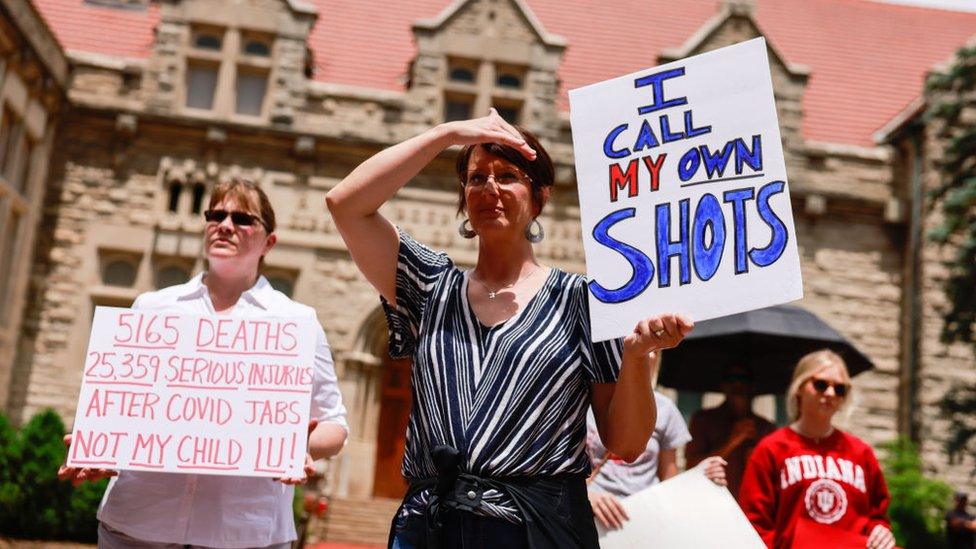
[326,109,693,548]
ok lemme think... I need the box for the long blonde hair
[785,349,852,422]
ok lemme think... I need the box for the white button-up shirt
[97,273,348,548]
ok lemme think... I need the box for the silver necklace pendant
[488,291,497,299]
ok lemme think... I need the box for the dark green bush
[880,437,952,549]
[0,409,106,542]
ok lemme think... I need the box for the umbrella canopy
[658,305,874,395]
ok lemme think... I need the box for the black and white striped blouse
[382,230,623,522]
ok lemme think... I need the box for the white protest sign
[569,38,803,341]
[598,464,765,548]
[67,306,317,478]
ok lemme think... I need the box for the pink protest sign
[67,306,317,478]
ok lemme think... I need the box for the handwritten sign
[569,38,803,341]
[67,306,317,477]
[598,464,765,548]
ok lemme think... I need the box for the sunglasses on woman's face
[810,378,849,397]
[203,209,267,231]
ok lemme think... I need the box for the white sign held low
[569,38,803,341]
[67,306,317,478]
[598,464,765,548]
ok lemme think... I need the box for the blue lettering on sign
[722,187,755,274]
[655,199,692,288]
[659,115,685,143]
[634,68,688,115]
[701,142,736,179]
[748,181,788,266]
[588,208,655,304]
[684,110,711,138]
[632,120,661,153]
[678,148,700,181]
[603,123,630,159]
[692,194,725,281]
[735,135,763,174]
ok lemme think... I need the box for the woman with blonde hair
[739,349,894,549]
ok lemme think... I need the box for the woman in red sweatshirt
[738,350,895,549]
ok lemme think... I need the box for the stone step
[313,496,401,547]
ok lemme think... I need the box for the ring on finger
[653,329,665,337]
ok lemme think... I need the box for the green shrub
[0,409,107,542]
[880,437,952,549]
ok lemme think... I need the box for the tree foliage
[880,438,952,549]
[927,44,976,346]
[928,45,976,472]
[0,409,106,542]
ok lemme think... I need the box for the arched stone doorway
[336,306,411,500]
[372,355,411,499]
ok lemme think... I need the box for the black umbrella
[658,304,874,395]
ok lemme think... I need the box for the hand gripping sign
[67,307,317,477]
[569,38,803,341]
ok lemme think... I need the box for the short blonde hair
[785,349,852,421]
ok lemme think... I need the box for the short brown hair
[208,177,276,234]
[454,125,554,216]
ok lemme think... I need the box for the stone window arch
[167,181,182,212]
[190,182,207,214]
[154,261,192,289]
[449,66,475,83]
[100,252,140,287]
[496,72,522,89]
[242,34,272,57]
[264,268,298,298]
[194,33,222,51]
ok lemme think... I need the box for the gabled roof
[658,0,810,78]
[31,0,976,147]
[412,0,566,47]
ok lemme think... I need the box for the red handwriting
[85,351,117,378]
[164,356,246,385]
[165,395,232,425]
[176,435,243,467]
[247,363,312,387]
[71,430,128,461]
[254,432,298,471]
[131,433,172,465]
[84,389,159,419]
[114,313,179,346]
[244,399,302,425]
[196,319,298,354]
[85,352,161,383]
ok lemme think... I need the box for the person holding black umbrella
[685,364,776,498]
[739,349,894,549]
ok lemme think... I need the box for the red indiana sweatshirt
[738,427,891,549]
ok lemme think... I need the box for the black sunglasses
[810,378,849,397]
[204,209,268,231]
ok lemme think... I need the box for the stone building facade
[2,0,976,542]
[0,0,67,412]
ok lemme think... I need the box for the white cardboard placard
[67,306,317,478]
[598,464,766,548]
[569,38,803,341]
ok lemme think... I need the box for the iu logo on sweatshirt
[803,478,848,524]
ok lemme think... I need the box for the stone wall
[912,78,976,489]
